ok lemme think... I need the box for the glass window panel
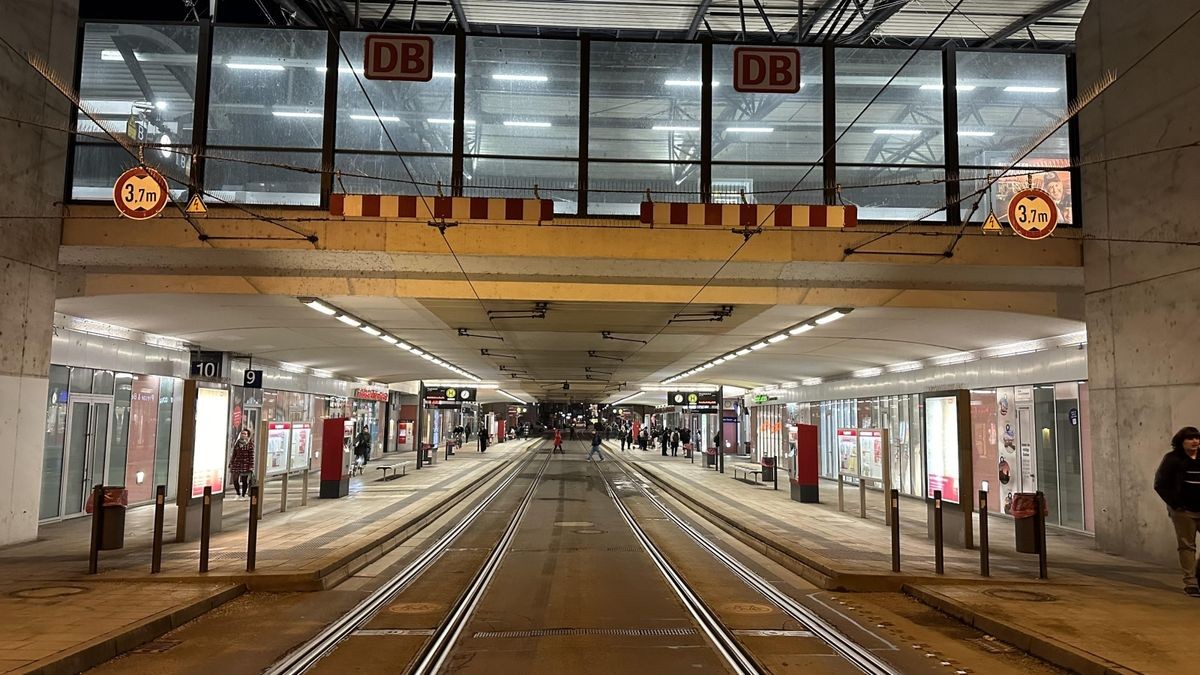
[208,27,328,149]
[589,42,701,161]
[153,378,175,490]
[588,162,700,215]
[71,142,191,201]
[961,167,1074,225]
[206,149,321,206]
[92,369,115,395]
[336,33,455,153]
[463,158,577,214]
[711,165,823,204]
[335,153,452,195]
[713,46,823,163]
[1034,385,1060,519]
[40,366,70,519]
[465,37,580,158]
[1054,382,1084,530]
[124,375,160,503]
[836,48,944,165]
[956,51,1069,167]
[69,367,93,394]
[108,374,133,485]
[839,166,946,221]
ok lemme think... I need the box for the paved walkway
[0,439,537,675]
[613,446,1189,675]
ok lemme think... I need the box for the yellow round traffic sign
[113,166,169,220]
[1006,188,1058,240]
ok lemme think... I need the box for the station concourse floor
[605,441,1190,675]
[0,438,537,675]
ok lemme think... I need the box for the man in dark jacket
[1154,426,1200,596]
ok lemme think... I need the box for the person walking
[670,428,680,457]
[619,425,628,452]
[638,427,649,452]
[680,426,693,458]
[588,425,605,462]
[553,427,564,454]
[661,428,671,457]
[1155,426,1200,596]
[229,428,255,499]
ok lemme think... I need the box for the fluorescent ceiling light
[311,369,334,379]
[735,348,752,356]
[351,113,401,122]
[335,314,362,327]
[427,118,476,125]
[303,299,337,315]
[432,71,454,78]
[663,79,719,87]
[653,125,700,132]
[154,100,168,110]
[932,351,975,366]
[815,310,849,325]
[272,111,322,118]
[750,342,769,351]
[227,63,285,71]
[874,128,922,136]
[493,73,548,82]
[1004,86,1060,93]
[802,377,823,386]
[958,130,996,137]
[767,334,789,343]
[101,49,144,61]
[503,120,552,127]
[727,127,773,133]
[359,325,381,336]
[713,357,727,364]
[853,367,883,378]
[421,353,435,360]
[498,389,528,404]
[396,342,413,351]
[410,349,424,357]
[723,352,739,360]
[887,361,923,373]
[380,335,398,344]
[919,84,976,91]
[789,324,814,335]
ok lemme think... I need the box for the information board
[859,429,884,480]
[191,387,229,498]
[289,422,311,471]
[265,422,290,476]
[837,428,859,475]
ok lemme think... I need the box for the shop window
[334,153,453,196]
[107,374,133,485]
[205,149,321,206]
[153,377,175,491]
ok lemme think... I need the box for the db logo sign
[734,47,801,94]
[364,35,433,82]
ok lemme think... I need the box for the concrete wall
[1077,0,1200,565]
[0,0,77,544]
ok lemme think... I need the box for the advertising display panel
[925,395,961,503]
[192,387,229,498]
[837,428,859,475]
[289,422,311,471]
[265,422,291,476]
[859,429,884,481]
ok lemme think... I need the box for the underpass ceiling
[54,293,1084,401]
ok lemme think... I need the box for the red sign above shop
[353,388,388,401]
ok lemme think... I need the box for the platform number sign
[113,166,169,220]
[243,369,263,389]
[190,351,224,381]
[1006,188,1059,240]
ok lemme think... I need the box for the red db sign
[734,47,801,93]
[364,35,433,81]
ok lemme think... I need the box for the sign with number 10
[113,166,169,220]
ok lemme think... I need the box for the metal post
[979,489,990,577]
[151,485,166,574]
[717,386,725,474]
[890,489,900,572]
[199,486,212,573]
[577,35,590,216]
[859,477,867,518]
[247,485,259,572]
[87,485,104,575]
[933,489,944,575]
[837,474,844,512]
[450,32,467,196]
[773,457,778,491]
[415,381,426,470]
[280,472,289,513]
[1035,490,1048,579]
[301,469,309,506]
[700,38,713,202]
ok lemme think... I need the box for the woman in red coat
[553,428,563,453]
[229,428,255,498]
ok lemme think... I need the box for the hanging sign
[113,166,169,220]
[424,387,476,408]
[981,212,1002,233]
[185,193,208,215]
[243,369,263,389]
[363,35,433,81]
[1006,188,1058,240]
[734,47,802,93]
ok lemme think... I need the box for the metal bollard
[151,485,166,574]
[1035,491,1049,579]
[933,489,944,575]
[88,485,105,575]
[890,489,901,573]
[978,489,990,577]
[247,485,259,572]
[199,486,212,573]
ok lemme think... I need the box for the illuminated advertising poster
[266,422,290,476]
[925,396,960,503]
[837,428,859,476]
[859,430,884,480]
[289,422,311,471]
[192,387,229,498]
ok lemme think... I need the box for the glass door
[62,397,113,518]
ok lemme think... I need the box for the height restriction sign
[1006,188,1058,240]
[113,166,169,220]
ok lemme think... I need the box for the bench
[376,462,410,480]
[731,463,763,483]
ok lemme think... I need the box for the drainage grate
[131,639,182,654]
[474,627,697,639]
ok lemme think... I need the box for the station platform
[0,439,537,675]
[606,443,1186,675]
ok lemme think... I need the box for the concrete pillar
[1077,0,1200,564]
[0,0,78,544]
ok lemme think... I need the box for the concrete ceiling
[54,293,1084,402]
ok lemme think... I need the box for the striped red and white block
[330,194,555,222]
[638,202,857,228]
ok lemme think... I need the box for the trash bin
[421,444,435,464]
[1011,492,1047,554]
[761,456,776,482]
[85,487,129,550]
[705,448,717,467]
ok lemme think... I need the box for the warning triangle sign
[982,212,1002,233]
[185,194,208,216]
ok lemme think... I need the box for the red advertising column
[320,418,353,498]
[791,423,820,503]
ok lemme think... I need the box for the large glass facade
[68,26,1078,227]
